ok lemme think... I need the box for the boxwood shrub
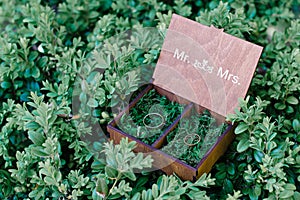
[0,0,299,199]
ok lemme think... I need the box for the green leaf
[105,166,118,179]
[292,119,300,132]
[224,179,233,194]
[215,171,226,180]
[141,189,152,200]
[29,188,45,200]
[31,146,48,157]
[274,102,286,110]
[31,67,40,79]
[44,176,57,186]
[131,193,141,200]
[237,138,249,153]
[14,80,23,90]
[187,190,208,199]
[87,98,98,108]
[89,11,99,19]
[249,188,259,200]
[91,160,106,170]
[87,71,99,83]
[81,80,89,93]
[46,92,58,98]
[253,150,264,163]
[28,131,45,145]
[26,121,40,129]
[294,192,300,200]
[28,51,39,61]
[96,177,108,198]
[136,176,149,188]
[111,180,132,196]
[227,163,235,175]
[123,171,136,181]
[235,123,248,134]
[152,184,159,198]
[279,190,294,199]
[275,41,285,50]
[79,92,87,103]
[286,96,299,105]
[284,184,296,190]
[175,187,187,196]
[286,105,294,114]
[104,81,115,94]
[37,56,48,68]
[254,185,261,198]
[1,81,12,89]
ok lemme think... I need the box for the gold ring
[183,133,201,147]
[143,113,165,129]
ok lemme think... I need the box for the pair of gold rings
[143,113,201,146]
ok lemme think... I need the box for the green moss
[118,88,184,145]
[162,109,228,167]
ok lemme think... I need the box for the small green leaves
[174,0,192,17]
[1,0,300,199]
[196,1,251,39]
[226,190,243,200]
[134,174,214,200]
[39,159,62,187]
[279,184,296,198]
[111,180,132,196]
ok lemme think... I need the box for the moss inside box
[161,109,228,167]
[117,88,185,145]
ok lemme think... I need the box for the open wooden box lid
[153,14,263,117]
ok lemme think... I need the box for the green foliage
[91,138,215,200]
[129,173,215,200]
[92,138,153,199]
[196,2,252,38]
[56,0,104,34]
[225,97,300,199]
[0,0,300,199]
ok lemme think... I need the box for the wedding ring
[183,133,201,147]
[143,113,165,129]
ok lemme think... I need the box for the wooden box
[107,14,263,181]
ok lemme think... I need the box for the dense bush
[0,0,299,199]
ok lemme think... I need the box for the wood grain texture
[153,14,263,117]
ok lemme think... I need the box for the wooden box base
[107,84,235,181]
